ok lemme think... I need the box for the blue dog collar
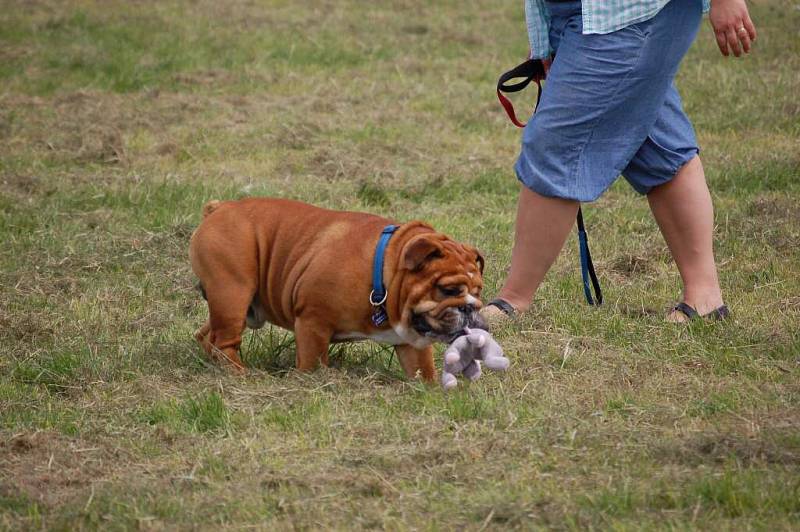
[370,224,399,325]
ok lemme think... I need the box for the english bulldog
[189,197,486,381]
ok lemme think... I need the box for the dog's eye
[438,285,463,297]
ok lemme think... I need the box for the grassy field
[1,0,799,529]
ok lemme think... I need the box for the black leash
[496,59,545,128]
[497,59,603,305]
[576,208,603,305]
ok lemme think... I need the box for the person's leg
[488,0,703,320]
[646,156,724,321]
[493,185,578,313]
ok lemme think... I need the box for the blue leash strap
[577,207,602,306]
[370,224,399,325]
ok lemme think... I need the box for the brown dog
[189,197,485,381]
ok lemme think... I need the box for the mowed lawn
[1,0,799,529]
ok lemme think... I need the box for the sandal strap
[673,302,699,320]
[674,302,730,321]
[487,298,516,317]
[710,305,730,320]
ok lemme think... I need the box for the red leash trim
[496,79,541,128]
[496,59,545,128]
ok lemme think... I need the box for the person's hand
[709,0,757,57]
[543,58,552,75]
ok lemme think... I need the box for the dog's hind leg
[202,281,256,373]
[194,320,212,352]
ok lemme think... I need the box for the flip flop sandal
[672,302,730,322]
[485,298,517,318]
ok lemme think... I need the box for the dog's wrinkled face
[398,233,485,343]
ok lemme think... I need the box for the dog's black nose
[465,307,487,330]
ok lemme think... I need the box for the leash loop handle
[496,59,546,128]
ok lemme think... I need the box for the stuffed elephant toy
[441,327,509,390]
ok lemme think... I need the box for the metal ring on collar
[369,290,388,306]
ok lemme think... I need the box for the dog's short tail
[202,200,222,218]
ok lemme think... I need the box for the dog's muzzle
[412,304,486,342]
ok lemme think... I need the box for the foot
[479,299,518,329]
[208,345,247,374]
[666,301,729,323]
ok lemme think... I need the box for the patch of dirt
[618,304,661,320]
[0,307,62,344]
[654,425,800,466]
[0,431,128,508]
[401,24,428,35]
[609,252,659,278]
[0,89,225,172]
[774,297,800,312]
[173,69,231,87]
[0,44,32,66]
[1,173,44,198]
[747,194,797,222]
[440,29,486,48]
[273,122,320,151]
[75,125,126,164]
[303,147,380,182]
[735,194,800,252]
[155,141,180,156]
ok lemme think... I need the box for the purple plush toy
[441,327,509,390]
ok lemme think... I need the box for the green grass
[1,0,799,529]
[140,391,234,434]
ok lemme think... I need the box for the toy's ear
[447,335,470,353]
[402,235,444,271]
[464,331,486,347]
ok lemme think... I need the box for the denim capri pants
[515,0,704,202]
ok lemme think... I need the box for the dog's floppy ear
[402,235,443,271]
[475,250,485,274]
[462,244,485,274]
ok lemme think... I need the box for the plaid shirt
[524,0,711,59]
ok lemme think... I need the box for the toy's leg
[462,360,482,381]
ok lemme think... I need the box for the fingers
[726,27,743,57]
[738,26,752,54]
[744,14,757,41]
[715,29,729,56]
[717,19,756,58]
[709,0,757,59]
